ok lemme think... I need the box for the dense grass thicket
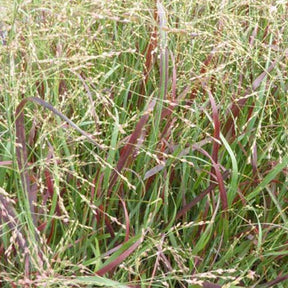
[0,0,288,287]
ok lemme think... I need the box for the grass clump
[0,0,288,287]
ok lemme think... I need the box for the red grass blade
[15,99,35,224]
[144,138,212,180]
[148,235,166,288]
[192,146,228,212]
[43,144,62,216]
[263,274,288,287]
[223,59,279,136]
[0,190,30,274]
[15,97,105,225]
[95,236,143,276]
[108,100,156,194]
[119,195,130,242]
[138,2,158,106]
[170,51,177,102]
[159,51,177,138]
[144,163,165,180]
[201,83,220,164]
[176,170,230,220]
[249,24,259,47]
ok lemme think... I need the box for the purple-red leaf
[95,236,143,276]
[176,170,230,220]
[15,97,104,225]
[224,59,279,136]
[108,100,156,194]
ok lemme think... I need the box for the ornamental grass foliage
[0,1,288,287]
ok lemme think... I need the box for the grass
[0,0,288,287]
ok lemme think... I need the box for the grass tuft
[1,0,288,287]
